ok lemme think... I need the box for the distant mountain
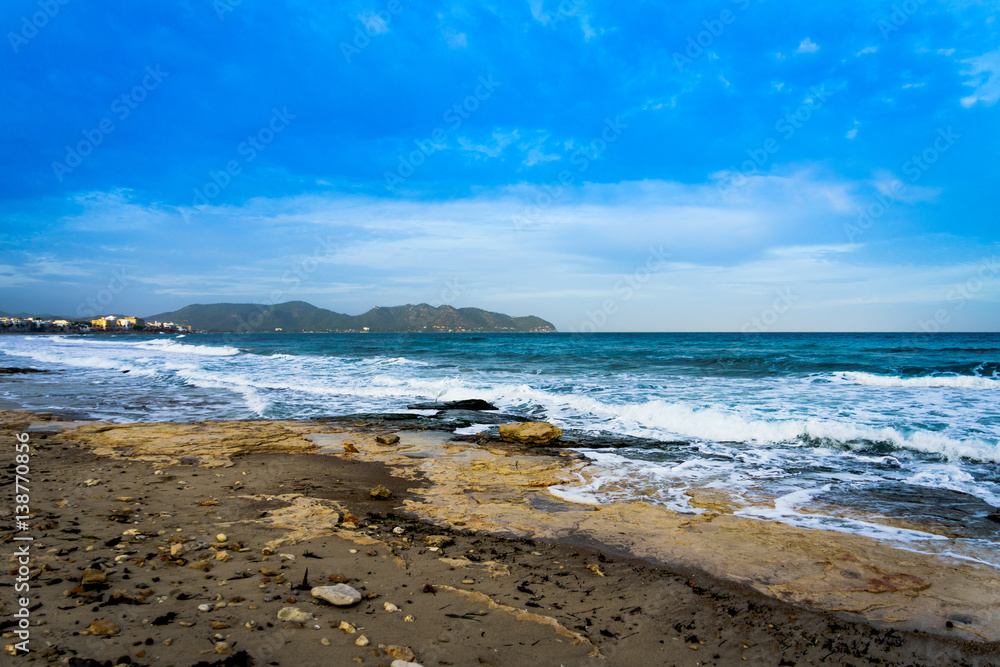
[145,301,557,333]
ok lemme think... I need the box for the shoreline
[2,410,998,665]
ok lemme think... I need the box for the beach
[3,408,999,666]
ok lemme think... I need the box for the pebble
[375,433,400,445]
[384,602,400,612]
[392,526,405,535]
[277,607,313,623]
[216,551,232,562]
[80,568,106,585]
[404,615,414,622]
[390,661,423,667]
[370,484,394,500]
[215,642,230,654]
[87,619,120,636]
[320,637,331,646]
[461,579,474,585]
[385,645,416,662]
[354,635,370,646]
[425,535,453,548]
[312,584,362,607]
[163,639,173,646]
[198,604,212,612]
[216,533,228,542]
[170,543,186,558]
[339,620,357,634]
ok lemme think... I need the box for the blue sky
[1,0,998,331]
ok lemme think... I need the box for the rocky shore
[2,410,999,666]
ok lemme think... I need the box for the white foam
[837,371,999,390]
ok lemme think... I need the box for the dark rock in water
[408,399,498,411]
[987,511,1000,524]
[331,411,527,431]
[0,367,49,375]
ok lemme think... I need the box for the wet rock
[277,606,313,623]
[312,584,362,606]
[88,619,120,636]
[370,484,394,500]
[385,645,416,662]
[407,399,498,411]
[375,433,401,445]
[498,422,563,446]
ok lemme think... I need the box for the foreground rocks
[2,410,997,667]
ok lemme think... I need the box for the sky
[1,0,998,332]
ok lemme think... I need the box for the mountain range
[145,301,557,333]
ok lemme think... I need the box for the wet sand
[2,410,999,666]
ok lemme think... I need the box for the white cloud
[856,46,877,56]
[959,48,1000,107]
[796,38,820,54]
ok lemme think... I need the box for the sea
[2,332,998,565]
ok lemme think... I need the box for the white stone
[311,584,362,607]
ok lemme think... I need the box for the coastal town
[0,315,192,334]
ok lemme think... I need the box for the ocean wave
[131,340,240,356]
[836,371,998,390]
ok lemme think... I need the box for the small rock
[115,496,134,502]
[88,619,119,636]
[214,642,229,654]
[392,526,405,535]
[80,569,106,586]
[384,602,400,613]
[211,621,230,629]
[375,433,400,445]
[390,661,423,667]
[216,533,228,543]
[187,560,212,571]
[370,484,394,500]
[587,563,606,577]
[163,638,173,646]
[355,635,370,646]
[385,645,416,662]
[312,584,362,607]
[344,442,359,453]
[498,421,563,445]
[170,543,186,558]
[425,535,453,548]
[198,604,212,612]
[339,620,357,634]
[277,607,313,623]
[404,615,414,622]
[216,551,232,562]
[320,637,331,646]
[461,579,474,585]
[83,479,102,487]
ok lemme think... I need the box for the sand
[2,410,999,666]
